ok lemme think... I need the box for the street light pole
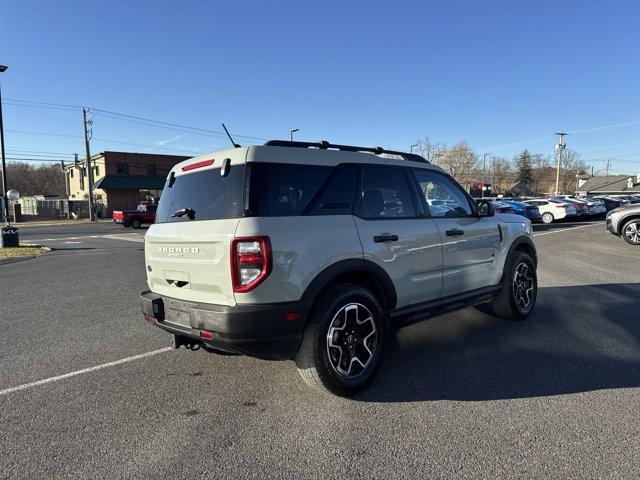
[482,153,490,198]
[289,128,299,141]
[0,65,8,222]
[410,144,419,154]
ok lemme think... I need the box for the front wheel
[490,250,537,320]
[622,219,640,245]
[295,284,386,396]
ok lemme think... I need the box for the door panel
[432,217,501,296]
[354,218,443,308]
[410,168,502,297]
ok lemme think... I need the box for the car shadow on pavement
[357,283,640,403]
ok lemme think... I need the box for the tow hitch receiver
[174,335,201,351]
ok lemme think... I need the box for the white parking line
[0,347,172,397]
[27,233,144,243]
[534,222,601,237]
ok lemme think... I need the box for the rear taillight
[555,204,566,208]
[231,236,271,293]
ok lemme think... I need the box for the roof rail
[263,140,428,163]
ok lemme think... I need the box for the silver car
[606,203,640,245]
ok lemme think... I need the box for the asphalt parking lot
[1,219,639,479]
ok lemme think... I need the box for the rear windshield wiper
[171,208,196,220]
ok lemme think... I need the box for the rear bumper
[140,291,312,360]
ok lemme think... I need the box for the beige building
[67,151,190,215]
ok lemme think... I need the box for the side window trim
[410,168,478,219]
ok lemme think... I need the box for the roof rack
[263,140,428,163]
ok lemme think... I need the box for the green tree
[515,150,534,185]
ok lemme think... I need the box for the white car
[524,198,577,224]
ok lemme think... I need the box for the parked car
[591,196,625,212]
[113,202,157,228]
[551,196,589,216]
[569,196,607,216]
[491,200,516,214]
[500,200,542,221]
[614,195,640,204]
[140,140,538,396]
[525,198,577,224]
[606,203,640,245]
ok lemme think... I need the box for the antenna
[221,123,241,148]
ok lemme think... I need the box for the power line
[477,134,555,152]
[4,101,79,112]
[568,119,640,135]
[6,129,201,153]
[5,97,268,141]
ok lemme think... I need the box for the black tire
[295,284,386,397]
[621,218,640,245]
[131,219,142,229]
[490,250,537,321]
[541,212,554,224]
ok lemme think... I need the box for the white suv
[140,140,538,396]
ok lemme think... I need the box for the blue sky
[2,0,640,174]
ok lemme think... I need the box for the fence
[15,199,94,222]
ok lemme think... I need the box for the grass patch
[0,245,46,259]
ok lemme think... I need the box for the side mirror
[476,200,495,217]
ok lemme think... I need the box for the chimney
[637,173,640,184]
[628,177,634,189]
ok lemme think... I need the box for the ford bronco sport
[140,140,538,396]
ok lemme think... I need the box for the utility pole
[82,108,95,221]
[554,132,567,195]
[0,65,8,222]
[605,159,611,176]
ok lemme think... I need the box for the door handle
[445,229,464,237]
[373,234,399,243]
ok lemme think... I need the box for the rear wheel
[622,219,640,245]
[541,212,554,224]
[131,219,142,229]
[490,250,537,320]
[295,284,386,396]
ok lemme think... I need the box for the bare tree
[560,149,588,193]
[531,153,552,195]
[438,141,479,189]
[490,156,514,194]
[3,162,66,196]
[414,136,445,164]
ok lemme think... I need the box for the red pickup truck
[113,203,157,228]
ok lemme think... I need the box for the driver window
[412,170,472,217]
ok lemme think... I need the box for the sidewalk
[10,219,112,229]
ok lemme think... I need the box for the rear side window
[307,165,357,215]
[355,166,416,219]
[156,166,245,223]
[248,163,332,216]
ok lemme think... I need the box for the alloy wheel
[513,262,535,311]
[624,221,640,244]
[326,303,377,378]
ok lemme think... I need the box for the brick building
[67,151,189,216]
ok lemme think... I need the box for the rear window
[156,166,246,223]
[248,163,332,216]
